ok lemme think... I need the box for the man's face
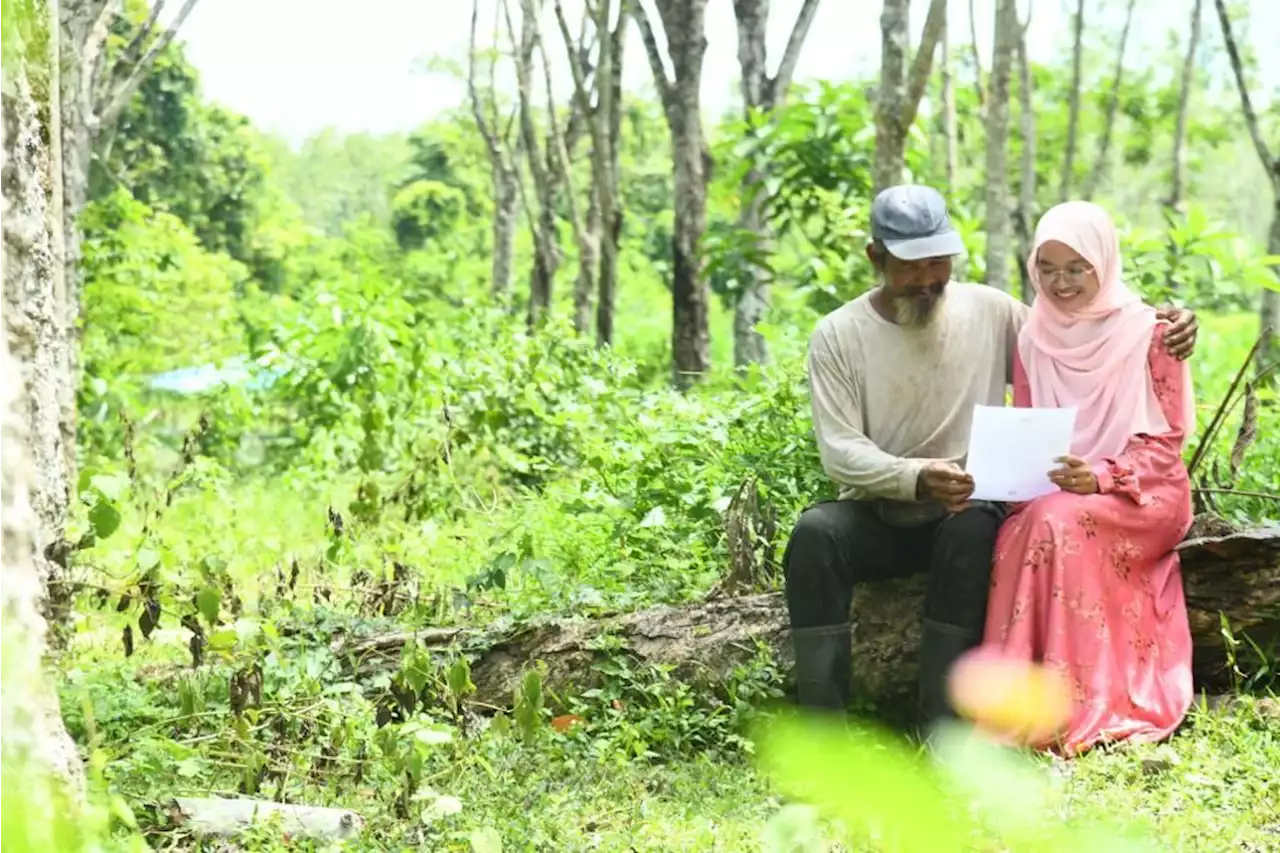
[867,245,953,325]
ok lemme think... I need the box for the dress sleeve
[1090,328,1192,504]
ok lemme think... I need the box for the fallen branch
[337,528,1280,718]
[169,797,364,842]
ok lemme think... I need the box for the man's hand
[917,461,974,512]
[1049,455,1097,495]
[1155,306,1197,361]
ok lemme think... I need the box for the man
[784,184,1197,727]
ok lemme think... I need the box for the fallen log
[336,528,1280,716]
[169,797,364,842]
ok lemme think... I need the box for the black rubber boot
[791,623,852,712]
[917,619,980,729]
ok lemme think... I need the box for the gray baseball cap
[870,184,967,261]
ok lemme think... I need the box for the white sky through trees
[181,0,1278,144]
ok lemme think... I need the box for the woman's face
[1034,240,1099,311]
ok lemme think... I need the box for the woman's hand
[1049,455,1097,495]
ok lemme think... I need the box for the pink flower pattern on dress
[981,331,1194,757]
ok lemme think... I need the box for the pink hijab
[1020,201,1193,462]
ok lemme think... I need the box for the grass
[59,308,1280,851]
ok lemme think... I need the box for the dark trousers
[782,499,1006,718]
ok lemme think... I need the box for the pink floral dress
[982,329,1194,756]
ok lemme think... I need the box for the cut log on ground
[169,797,364,842]
[336,528,1280,716]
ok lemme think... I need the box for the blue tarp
[147,358,284,395]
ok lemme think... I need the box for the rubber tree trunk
[1082,0,1137,200]
[1059,0,1084,201]
[1168,0,1205,210]
[1014,19,1036,304]
[730,0,821,369]
[983,0,1018,292]
[596,7,625,348]
[2,13,86,803]
[631,0,712,385]
[873,0,909,194]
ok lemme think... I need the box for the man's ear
[865,243,879,266]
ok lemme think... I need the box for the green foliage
[80,189,247,383]
[264,129,413,236]
[95,8,269,271]
[56,20,1280,851]
[1124,206,1280,311]
[392,179,467,250]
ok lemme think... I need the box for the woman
[980,201,1196,756]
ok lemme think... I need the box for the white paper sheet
[965,406,1078,502]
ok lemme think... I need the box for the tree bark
[1082,0,1137,200]
[1014,13,1036,304]
[1059,0,1085,202]
[2,12,86,802]
[536,16,598,337]
[1213,0,1280,366]
[875,0,946,195]
[983,0,1017,292]
[470,0,522,300]
[341,528,1280,718]
[595,3,625,347]
[507,0,559,329]
[630,0,712,385]
[1168,0,1205,210]
[941,8,959,194]
[730,0,821,368]
[967,0,985,113]
[873,0,909,194]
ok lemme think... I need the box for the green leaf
[136,548,161,572]
[469,827,503,853]
[89,501,122,539]
[207,628,237,652]
[447,657,475,706]
[89,472,130,502]
[196,586,221,627]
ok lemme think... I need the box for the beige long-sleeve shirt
[808,283,1027,521]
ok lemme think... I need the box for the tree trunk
[631,0,712,385]
[731,0,771,369]
[730,0,821,369]
[575,194,601,335]
[941,9,959,193]
[595,5,625,348]
[1082,0,1137,200]
[1059,0,1085,202]
[874,0,909,194]
[509,0,559,329]
[2,14,86,803]
[470,0,521,301]
[1263,206,1280,365]
[1014,17,1036,304]
[983,0,1017,292]
[1168,0,1204,210]
[1213,0,1280,367]
[670,107,711,386]
[964,0,986,114]
[875,0,946,195]
[491,167,519,300]
[341,527,1280,719]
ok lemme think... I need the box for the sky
[177,0,1279,144]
